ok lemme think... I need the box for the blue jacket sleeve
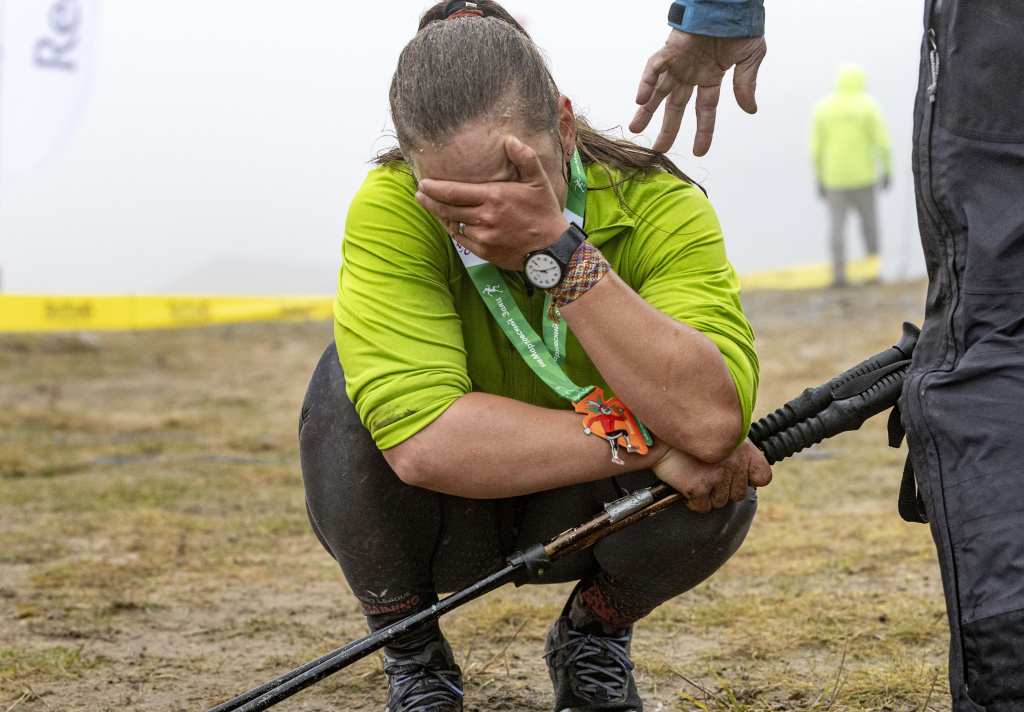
[668,0,765,38]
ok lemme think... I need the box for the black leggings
[299,342,757,630]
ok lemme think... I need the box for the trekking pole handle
[747,322,918,444]
[753,360,909,464]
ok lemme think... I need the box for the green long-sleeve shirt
[334,163,758,451]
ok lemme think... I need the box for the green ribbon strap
[450,151,589,399]
[450,152,652,448]
[463,261,591,402]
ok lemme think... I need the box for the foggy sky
[0,0,925,294]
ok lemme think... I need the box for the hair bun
[443,1,485,19]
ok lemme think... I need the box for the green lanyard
[452,150,653,452]
[452,150,590,403]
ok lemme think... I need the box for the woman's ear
[557,95,577,160]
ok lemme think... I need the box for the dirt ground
[0,280,952,711]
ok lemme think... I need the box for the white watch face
[525,253,563,289]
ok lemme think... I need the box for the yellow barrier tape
[741,255,881,291]
[1,255,881,332]
[0,294,334,333]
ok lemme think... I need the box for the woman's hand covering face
[415,134,571,271]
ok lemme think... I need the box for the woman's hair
[374,0,696,191]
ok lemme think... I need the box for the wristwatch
[523,223,587,290]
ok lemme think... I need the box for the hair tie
[443,1,485,20]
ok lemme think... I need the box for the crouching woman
[299,2,772,710]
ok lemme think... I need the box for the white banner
[0,0,101,182]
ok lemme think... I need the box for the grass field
[0,280,951,711]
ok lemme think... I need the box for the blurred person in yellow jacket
[809,64,891,287]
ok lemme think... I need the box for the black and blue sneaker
[543,588,642,712]
[383,636,464,712]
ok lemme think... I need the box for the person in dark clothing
[631,2,1024,709]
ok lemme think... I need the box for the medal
[573,387,650,465]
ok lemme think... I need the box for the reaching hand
[652,438,772,513]
[630,29,767,156]
[415,136,569,270]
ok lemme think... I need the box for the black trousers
[299,342,757,631]
[902,1,1024,709]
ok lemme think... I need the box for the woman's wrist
[646,436,671,466]
[545,241,610,319]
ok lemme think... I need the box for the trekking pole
[751,321,918,464]
[207,322,919,712]
[748,321,918,449]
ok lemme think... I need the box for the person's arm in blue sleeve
[630,0,767,156]
[668,0,764,38]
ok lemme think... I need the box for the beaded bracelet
[545,241,610,321]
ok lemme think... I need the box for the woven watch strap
[546,241,610,321]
